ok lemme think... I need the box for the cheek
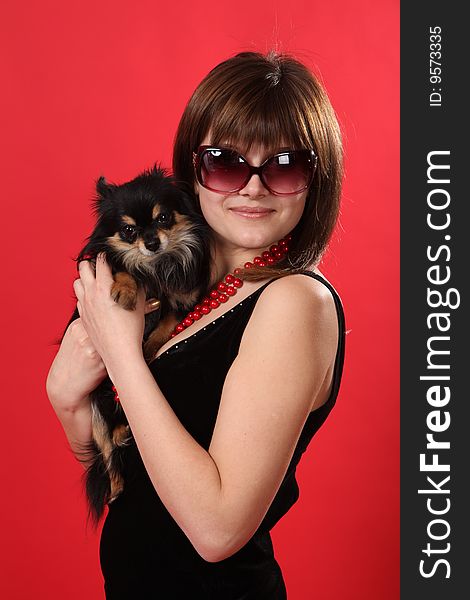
[197,190,225,227]
[281,194,308,223]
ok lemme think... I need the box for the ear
[92,176,117,216]
[95,176,115,199]
[144,163,167,179]
[150,163,164,177]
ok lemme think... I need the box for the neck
[208,235,284,285]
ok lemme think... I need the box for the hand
[73,254,151,376]
[46,317,107,411]
[46,284,159,412]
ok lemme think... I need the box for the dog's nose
[144,237,160,252]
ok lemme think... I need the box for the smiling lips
[229,206,275,218]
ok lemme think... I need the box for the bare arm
[48,397,94,470]
[46,299,161,468]
[105,275,338,562]
[46,318,107,469]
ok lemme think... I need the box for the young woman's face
[194,136,308,252]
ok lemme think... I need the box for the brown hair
[172,50,343,282]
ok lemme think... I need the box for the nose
[144,236,160,252]
[238,174,269,198]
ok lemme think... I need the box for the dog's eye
[153,211,173,229]
[156,212,169,224]
[120,224,137,242]
[155,212,173,229]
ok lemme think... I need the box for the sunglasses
[192,146,317,196]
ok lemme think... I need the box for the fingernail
[148,299,160,309]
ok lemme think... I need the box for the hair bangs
[208,86,312,156]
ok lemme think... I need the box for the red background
[0,1,399,598]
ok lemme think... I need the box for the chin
[230,232,281,251]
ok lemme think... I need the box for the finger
[69,315,89,343]
[95,252,115,288]
[135,287,147,312]
[144,298,161,314]
[76,301,91,336]
[73,278,84,301]
[78,259,96,287]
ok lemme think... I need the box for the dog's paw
[108,474,125,504]
[143,313,180,363]
[112,424,132,447]
[111,273,138,310]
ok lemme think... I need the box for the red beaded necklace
[169,234,291,338]
[112,234,291,402]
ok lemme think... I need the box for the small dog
[63,165,211,526]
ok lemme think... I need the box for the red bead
[161,236,293,350]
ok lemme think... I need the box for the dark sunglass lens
[200,149,249,192]
[263,151,314,194]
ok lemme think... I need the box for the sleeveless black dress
[99,271,346,599]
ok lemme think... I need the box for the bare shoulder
[241,271,339,351]
[257,271,337,307]
[236,271,340,413]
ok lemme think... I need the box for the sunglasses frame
[192,145,317,196]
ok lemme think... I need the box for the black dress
[99,271,346,599]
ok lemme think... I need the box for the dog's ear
[92,176,118,216]
[96,176,115,199]
[149,164,162,177]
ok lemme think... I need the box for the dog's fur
[63,165,211,527]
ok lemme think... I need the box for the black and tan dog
[64,165,211,526]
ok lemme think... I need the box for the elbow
[194,528,251,564]
[197,543,236,564]
[198,545,232,564]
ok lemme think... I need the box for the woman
[46,51,346,599]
